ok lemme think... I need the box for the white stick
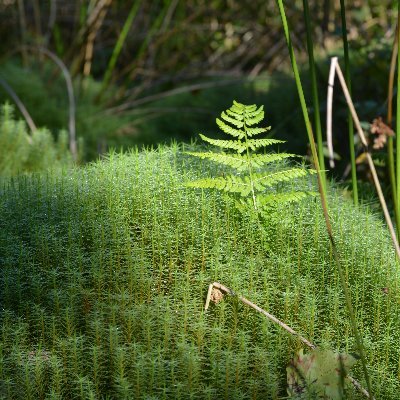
[327,57,338,168]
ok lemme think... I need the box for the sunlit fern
[186,100,317,212]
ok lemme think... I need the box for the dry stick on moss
[330,57,400,259]
[205,281,373,399]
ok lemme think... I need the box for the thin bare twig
[205,281,373,399]
[33,47,77,161]
[0,76,35,143]
[331,57,400,259]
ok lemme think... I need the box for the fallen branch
[204,281,373,399]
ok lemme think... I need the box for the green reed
[276,0,372,395]
[339,0,358,205]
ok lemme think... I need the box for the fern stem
[276,1,373,397]
[244,125,258,211]
[340,0,358,205]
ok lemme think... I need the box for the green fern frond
[187,175,251,196]
[254,168,317,187]
[250,153,296,168]
[185,152,247,170]
[220,111,244,128]
[245,105,263,117]
[199,134,246,153]
[243,103,257,112]
[258,191,319,205]
[244,105,264,126]
[186,100,317,213]
[245,111,265,126]
[226,109,244,120]
[246,126,271,136]
[216,118,245,138]
[233,100,246,109]
[247,138,285,150]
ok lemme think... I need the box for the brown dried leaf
[370,117,394,137]
[373,134,387,149]
[210,287,224,304]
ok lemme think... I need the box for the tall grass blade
[339,0,358,205]
[276,2,373,397]
[98,0,143,99]
[387,23,399,238]
[302,0,326,188]
[397,1,400,239]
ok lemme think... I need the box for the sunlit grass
[0,144,399,399]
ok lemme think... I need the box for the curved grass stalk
[36,47,77,161]
[276,2,373,397]
[0,76,35,143]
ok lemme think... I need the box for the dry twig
[328,57,400,259]
[204,281,373,399]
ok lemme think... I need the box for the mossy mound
[0,145,399,399]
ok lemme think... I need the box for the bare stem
[332,58,400,259]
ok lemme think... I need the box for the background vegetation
[1,1,400,399]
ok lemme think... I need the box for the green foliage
[287,349,359,399]
[0,146,400,398]
[0,103,72,177]
[186,101,317,210]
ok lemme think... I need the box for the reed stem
[339,0,358,205]
[387,22,399,239]
[397,2,400,239]
[303,0,326,189]
[276,2,372,396]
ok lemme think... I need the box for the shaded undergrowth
[0,145,399,399]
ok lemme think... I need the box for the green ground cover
[0,145,399,399]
